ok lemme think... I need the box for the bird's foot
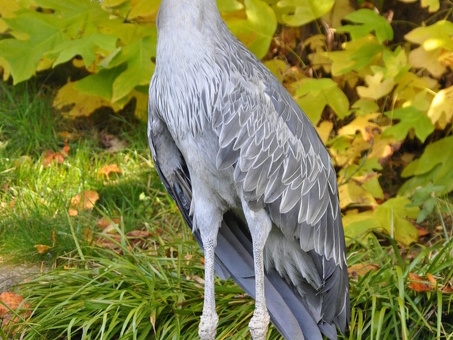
[198,312,219,340]
[249,309,270,340]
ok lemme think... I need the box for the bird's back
[149,1,350,338]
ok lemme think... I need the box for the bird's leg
[195,198,222,340]
[242,202,272,340]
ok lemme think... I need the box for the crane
[148,0,350,339]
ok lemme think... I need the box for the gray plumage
[148,0,350,339]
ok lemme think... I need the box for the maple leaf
[337,9,393,43]
[54,81,123,118]
[227,0,277,58]
[357,71,395,100]
[338,181,378,209]
[293,78,349,125]
[374,196,419,245]
[99,164,122,180]
[327,35,385,76]
[405,20,453,77]
[383,106,434,143]
[400,136,453,196]
[272,0,334,27]
[69,190,99,216]
[427,86,453,129]
[338,112,381,142]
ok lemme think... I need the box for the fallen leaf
[426,273,437,285]
[34,244,51,254]
[42,139,70,167]
[408,272,433,292]
[0,292,29,318]
[99,164,122,180]
[70,190,99,213]
[348,263,379,277]
[42,150,65,167]
[416,226,429,237]
[96,217,120,230]
[442,285,453,294]
[68,208,78,217]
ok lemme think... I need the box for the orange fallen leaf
[68,208,79,217]
[442,285,453,294]
[200,257,205,265]
[96,217,120,230]
[0,292,29,318]
[34,244,51,254]
[0,292,31,332]
[70,190,99,214]
[99,164,122,180]
[408,272,433,292]
[62,138,70,156]
[426,273,437,285]
[417,227,429,237]
[42,139,70,167]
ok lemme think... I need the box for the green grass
[1,81,453,339]
[0,80,177,263]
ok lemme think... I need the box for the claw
[249,309,270,340]
[199,312,219,340]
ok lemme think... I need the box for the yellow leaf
[129,0,160,20]
[368,134,401,164]
[428,86,453,129]
[409,46,445,78]
[34,244,51,254]
[53,82,122,118]
[338,113,381,142]
[357,72,395,100]
[338,181,378,209]
[315,121,333,145]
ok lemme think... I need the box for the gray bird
[148,0,350,339]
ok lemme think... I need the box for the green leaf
[0,12,64,83]
[327,35,385,76]
[374,197,419,245]
[383,106,435,143]
[272,0,335,27]
[75,65,127,101]
[227,0,277,59]
[217,0,243,12]
[343,211,379,245]
[400,136,453,195]
[337,9,393,43]
[293,78,349,124]
[109,35,156,102]
[46,33,117,68]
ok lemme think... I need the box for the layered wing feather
[210,33,349,334]
[148,99,328,339]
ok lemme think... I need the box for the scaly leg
[242,201,272,340]
[195,195,222,340]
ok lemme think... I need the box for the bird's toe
[249,309,270,340]
[198,312,219,340]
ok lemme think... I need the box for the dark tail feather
[214,212,323,340]
[171,182,323,339]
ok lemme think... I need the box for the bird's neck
[157,0,221,33]
[155,0,225,70]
